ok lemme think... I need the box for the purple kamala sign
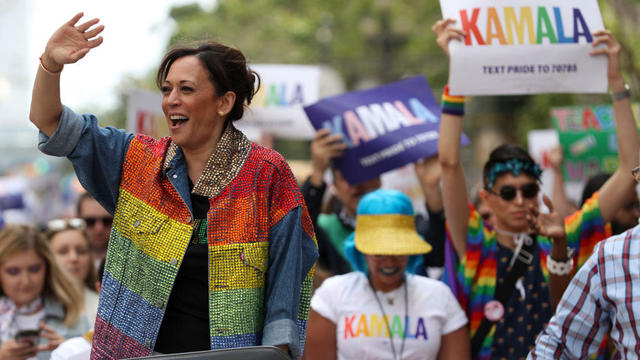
[304,75,469,184]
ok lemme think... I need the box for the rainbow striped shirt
[445,193,608,359]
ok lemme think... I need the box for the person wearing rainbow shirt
[433,18,638,360]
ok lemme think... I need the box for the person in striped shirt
[528,167,640,358]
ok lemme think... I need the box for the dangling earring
[218,111,225,116]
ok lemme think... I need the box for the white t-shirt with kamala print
[311,272,467,360]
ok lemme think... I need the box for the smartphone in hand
[15,329,40,346]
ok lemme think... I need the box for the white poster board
[439,0,606,95]
[527,128,582,205]
[238,64,340,140]
[126,65,344,140]
[527,129,558,169]
[126,89,165,138]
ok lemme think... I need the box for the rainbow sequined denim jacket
[39,106,318,360]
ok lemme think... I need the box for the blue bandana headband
[486,158,542,188]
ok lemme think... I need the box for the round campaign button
[484,300,504,322]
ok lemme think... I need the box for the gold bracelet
[39,55,63,75]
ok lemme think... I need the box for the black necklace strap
[367,275,408,360]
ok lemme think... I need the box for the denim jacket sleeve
[263,206,318,359]
[262,160,319,359]
[37,105,134,214]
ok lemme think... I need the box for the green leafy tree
[166,1,447,88]
[164,0,449,158]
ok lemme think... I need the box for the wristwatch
[611,83,631,101]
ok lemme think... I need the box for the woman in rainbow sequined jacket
[30,13,318,360]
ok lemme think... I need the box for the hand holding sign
[432,18,466,58]
[304,76,469,185]
[309,129,347,187]
[589,30,625,91]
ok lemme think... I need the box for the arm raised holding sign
[433,19,471,261]
[527,33,640,354]
[586,30,640,225]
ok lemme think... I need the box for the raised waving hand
[41,12,104,71]
[31,13,104,137]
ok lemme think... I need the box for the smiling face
[0,249,46,307]
[49,229,91,285]
[482,173,539,233]
[365,255,409,292]
[161,56,230,152]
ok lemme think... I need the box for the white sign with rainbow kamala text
[238,64,323,140]
[439,0,606,95]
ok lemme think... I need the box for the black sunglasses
[487,183,539,201]
[83,216,113,228]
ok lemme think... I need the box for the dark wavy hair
[483,144,540,188]
[156,41,260,122]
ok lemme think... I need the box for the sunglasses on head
[486,182,539,201]
[82,216,113,228]
[47,218,86,232]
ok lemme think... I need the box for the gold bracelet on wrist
[39,55,63,75]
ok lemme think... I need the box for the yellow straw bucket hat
[353,189,432,256]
